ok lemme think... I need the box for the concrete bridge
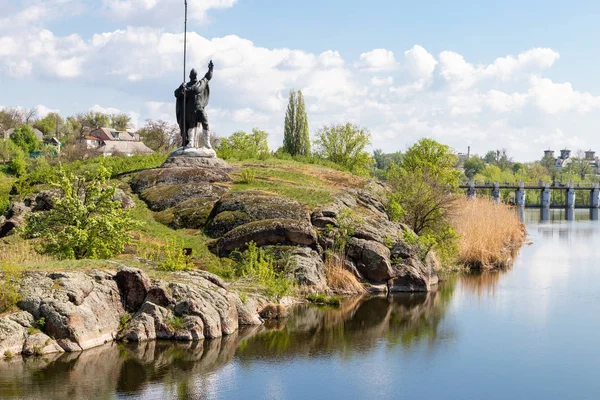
[459,182,600,209]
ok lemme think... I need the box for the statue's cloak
[175,78,210,134]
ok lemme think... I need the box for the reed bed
[452,197,525,269]
[324,252,367,295]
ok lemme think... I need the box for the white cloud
[529,76,600,114]
[34,104,60,118]
[485,90,528,112]
[354,49,398,71]
[101,0,236,27]
[403,45,437,80]
[371,76,394,86]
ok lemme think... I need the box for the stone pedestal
[161,147,232,170]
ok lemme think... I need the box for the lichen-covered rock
[207,192,309,237]
[214,219,318,257]
[0,201,29,237]
[0,317,27,356]
[346,237,394,282]
[154,197,216,229]
[140,183,227,211]
[388,257,439,292]
[130,166,232,193]
[114,189,135,209]
[161,156,233,170]
[235,296,263,325]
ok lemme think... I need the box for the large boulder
[130,166,232,193]
[214,219,318,257]
[388,257,439,292]
[288,247,327,291]
[140,183,227,211]
[17,270,125,352]
[115,267,151,311]
[346,237,394,282]
[207,191,309,237]
[154,197,216,229]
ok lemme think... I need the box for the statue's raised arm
[204,60,214,82]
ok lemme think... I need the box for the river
[1,209,599,399]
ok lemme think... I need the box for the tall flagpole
[182,0,188,145]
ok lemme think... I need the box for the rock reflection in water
[0,283,458,399]
[237,283,456,363]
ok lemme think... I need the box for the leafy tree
[283,89,310,156]
[72,112,111,138]
[217,129,270,160]
[111,113,132,130]
[565,152,593,179]
[7,147,26,177]
[0,107,27,132]
[23,165,140,260]
[138,119,178,152]
[0,139,20,163]
[33,112,64,137]
[373,149,403,171]
[387,138,460,263]
[9,125,40,153]
[463,156,485,178]
[483,148,513,171]
[313,123,372,175]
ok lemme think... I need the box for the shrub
[157,238,192,271]
[306,293,341,306]
[0,263,22,314]
[232,242,294,301]
[22,165,141,259]
[168,316,185,330]
[238,168,256,184]
[216,129,270,160]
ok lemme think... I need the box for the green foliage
[463,157,486,178]
[33,112,64,136]
[402,138,460,187]
[7,147,26,177]
[28,317,46,335]
[3,350,14,360]
[168,317,185,331]
[119,313,131,331]
[238,168,256,184]
[0,138,22,162]
[306,293,341,306]
[0,264,22,314]
[156,238,192,271]
[10,125,40,154]
[232,242,293,301]
[387,138,460,264]
[373,149,403,171]
[313,123,372,175]
[217,129,270,160]
[22,165,140,260]
[110,113,132,130]
[283,89,310,156]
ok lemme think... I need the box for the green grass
[306,293,341,306]
[168,316,185,331]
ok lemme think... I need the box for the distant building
[544,149,600,175]
[81,127,153,156]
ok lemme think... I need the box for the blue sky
[2,0,600,160]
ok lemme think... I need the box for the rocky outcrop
[154,197,216,229]
[140,183,228,212]
[206,191,309,237]
[388,257,439,292]
[288,247,327,291]
[213,219,318,257]
[0,267,263,357]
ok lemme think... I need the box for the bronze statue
[174,60,213,149]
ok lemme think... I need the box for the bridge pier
[492,182,500,204]
[591,184,600,208]
[566,183,575,208]
[515,182,526,207]
[467,180,476,200]
[541,184,551,209]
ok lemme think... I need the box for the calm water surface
[2,209,600,399]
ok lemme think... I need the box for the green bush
[238,168,256,184]
[232,242,294,301]
[9,125,40,154]
[157,238,192,271]
[313,123,373,176]
[306,293,341,306]
[0,264,22,314]
[216,129,270,160]
[22,165,141,259]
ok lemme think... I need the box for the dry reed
[452,197,525,269]
[0,238,53,266]
[324,252,367,295]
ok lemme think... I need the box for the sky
[2,0,600,161]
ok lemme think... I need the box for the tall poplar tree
[283,89,310,156]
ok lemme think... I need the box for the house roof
[83,135,101,141]
[96,140,154,155]
[91,127,138,141]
